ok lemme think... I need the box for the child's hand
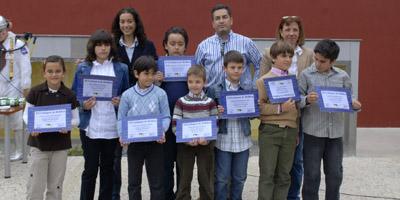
[111,97,120,106]
[157,134,166,144]
[306,92,318,104]
[352,100,362,110]
[186,139,198,146]
[119,138,129,148]
[31,132,40,136]
[83,97,96,110]
[59,129,68,134]
[217,105,225,115]
[155,71,164,82]
[198,138,209,146]
[281,98,296,112]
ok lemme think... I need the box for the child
[299,39,361,200]
[207,50,253,200]
[117,55,170,200]
[256,41,299,200]
[71,29,130,200]
[160,26,190,200]
[172,65,218,200]
[23,55,79,199]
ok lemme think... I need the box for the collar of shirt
[92,59,112,67]
[310,64,338,76]
[37,81,69,96]
[134,83,154,95]
[295,45,303,56]
[271,67,288,76]
[188,90,205,99]
[215,30,233,43]
[119,37,138,49]
[225,78,239,91]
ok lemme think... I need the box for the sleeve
[298,70,309,108]
[22,102,33,125]
[120,63,130,94]
[260,48,272,78]
[159,91,171,132]
[171,99,183,133]
[209,99,219,117]
[16,40,32,90]
[246,40,262,87]
[117,92,130,137]
[256,78,280,115]
[71,64,85,110]
[148,41,158,60]
[71,108,80,127]
[194,43,204,65]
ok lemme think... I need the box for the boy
[207,50,252,200]
[299,39,361,200]
[117,56,170,200]
[256,41,299,200]
[172,65,218,200]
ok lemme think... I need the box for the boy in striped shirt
[172,65,218,200]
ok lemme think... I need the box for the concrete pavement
[1,128,399,200]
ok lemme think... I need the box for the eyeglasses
[282,16,299,19]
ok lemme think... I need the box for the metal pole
[4,115,11,178]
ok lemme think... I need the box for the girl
[71,29,129,200]
[160,26,190,200]
[111,8,158,198]
[23,55,79,200]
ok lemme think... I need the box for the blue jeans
[287,126,304,200]
[214,148,249,200]
[302,133,343,200]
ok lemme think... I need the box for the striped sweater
[172,91,218,132]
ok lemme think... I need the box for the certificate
[77,75,117,101]
[175,117,217,143]
[120,115,163,143]
[316,86,353,112]
[27,104,72,133]
[158,56,195,81]
[263,75,300,103]
[219,90,259,119]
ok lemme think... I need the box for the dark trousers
[302,133,343,200]
[164,128,179,200]
[127,142,165,200]
[176,142,214,200]
[112,145,122,200]
[287,122,304,200]
[79,130,118,200]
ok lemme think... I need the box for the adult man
[195,4,261,90]
[0,15,32,161]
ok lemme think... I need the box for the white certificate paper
[226,94,255,115]
[164,60,192,78]
[34,109,67,130]
[127,119,158,139]
[268,79,296,99]
[82,79,113,98]
[182,121,212,139]
[320,90,350,110]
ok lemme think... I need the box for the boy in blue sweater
[118,55,170,200]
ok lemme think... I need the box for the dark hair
[111,7,147,48]
[223,50,244,67]
[133,55,158,74]
[314,39,340,61]
[162,26,189,54]
[85,29,118,63]
[211,4,231,20]
[43,55,66,72]
[270,40,294,60]
[276,16,305,46]
[187,65,206,82]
